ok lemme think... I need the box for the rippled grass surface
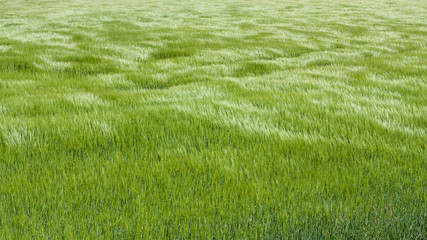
[0,0,426,238]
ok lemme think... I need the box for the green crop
[0,0,426,239]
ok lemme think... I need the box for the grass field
[0,0,426,238]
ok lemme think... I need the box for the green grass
[0,0,426,239]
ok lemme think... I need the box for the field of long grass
[1,0,426,238]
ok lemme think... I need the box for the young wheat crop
[0,0,426,238]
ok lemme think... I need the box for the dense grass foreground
[0,0,426,238]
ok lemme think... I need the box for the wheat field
[0,0,426,238]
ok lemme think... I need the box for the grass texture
[0,0,426,238]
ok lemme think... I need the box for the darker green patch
[126,70,209,90]
[0,37,62,55]
[102,20,141,31]
[394,42,422,53]
[98,21,145,43]
[62,64,117,77]
[306,59,333,68]
[43,23,67,28]
[356,55,426,78]
[260,49,284,60]
[71,33,92,42]
[334,24,369,36]
[53,29,94,43]
[225,6,250,18]
[167,71,211,87]
[282,45,313,58]
[58,55,102,64]
[239,22,256,30]
[0,37,17,46]
[245,32,275,41]
[3,23,23,27]
[151,44,194,60]
[333,43,347,49]
[233,62,280,77]
[126,73,170,89]
[55,55,118,77]
[362,51,374,58]
[0,56,39,73]
[348,70,368,82]
[349,39,369,46]
[151,49,192,60]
